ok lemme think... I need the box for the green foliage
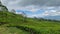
[0,11,60,34]
[0,26,30,34]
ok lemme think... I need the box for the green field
[0,11,60,34]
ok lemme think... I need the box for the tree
[11,9,16,13]
[0,1,8,11]
[22,11,27,22]
[0,1,2,5]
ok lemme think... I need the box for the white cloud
[43,10,60,16]
[1,0,60,18]
[1,0,60,11]
[19,5,40,12]
[27,9,60,18]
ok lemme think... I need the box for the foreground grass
[0,26,30,34]
[8,20,60,34]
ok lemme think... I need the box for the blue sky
[1,0,60,20]
[16,9,44,15]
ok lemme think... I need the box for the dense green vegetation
[0,1,60,34]
[0,11,60,34]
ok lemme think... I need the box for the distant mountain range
[44,16,60,20]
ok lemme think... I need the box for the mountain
[44,16,60,20]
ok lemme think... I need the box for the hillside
[0,1,60,34]
[0,11,60,34]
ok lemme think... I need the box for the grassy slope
[0,11,30,34]
[0,26,30,34]
[0,11,60,34]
